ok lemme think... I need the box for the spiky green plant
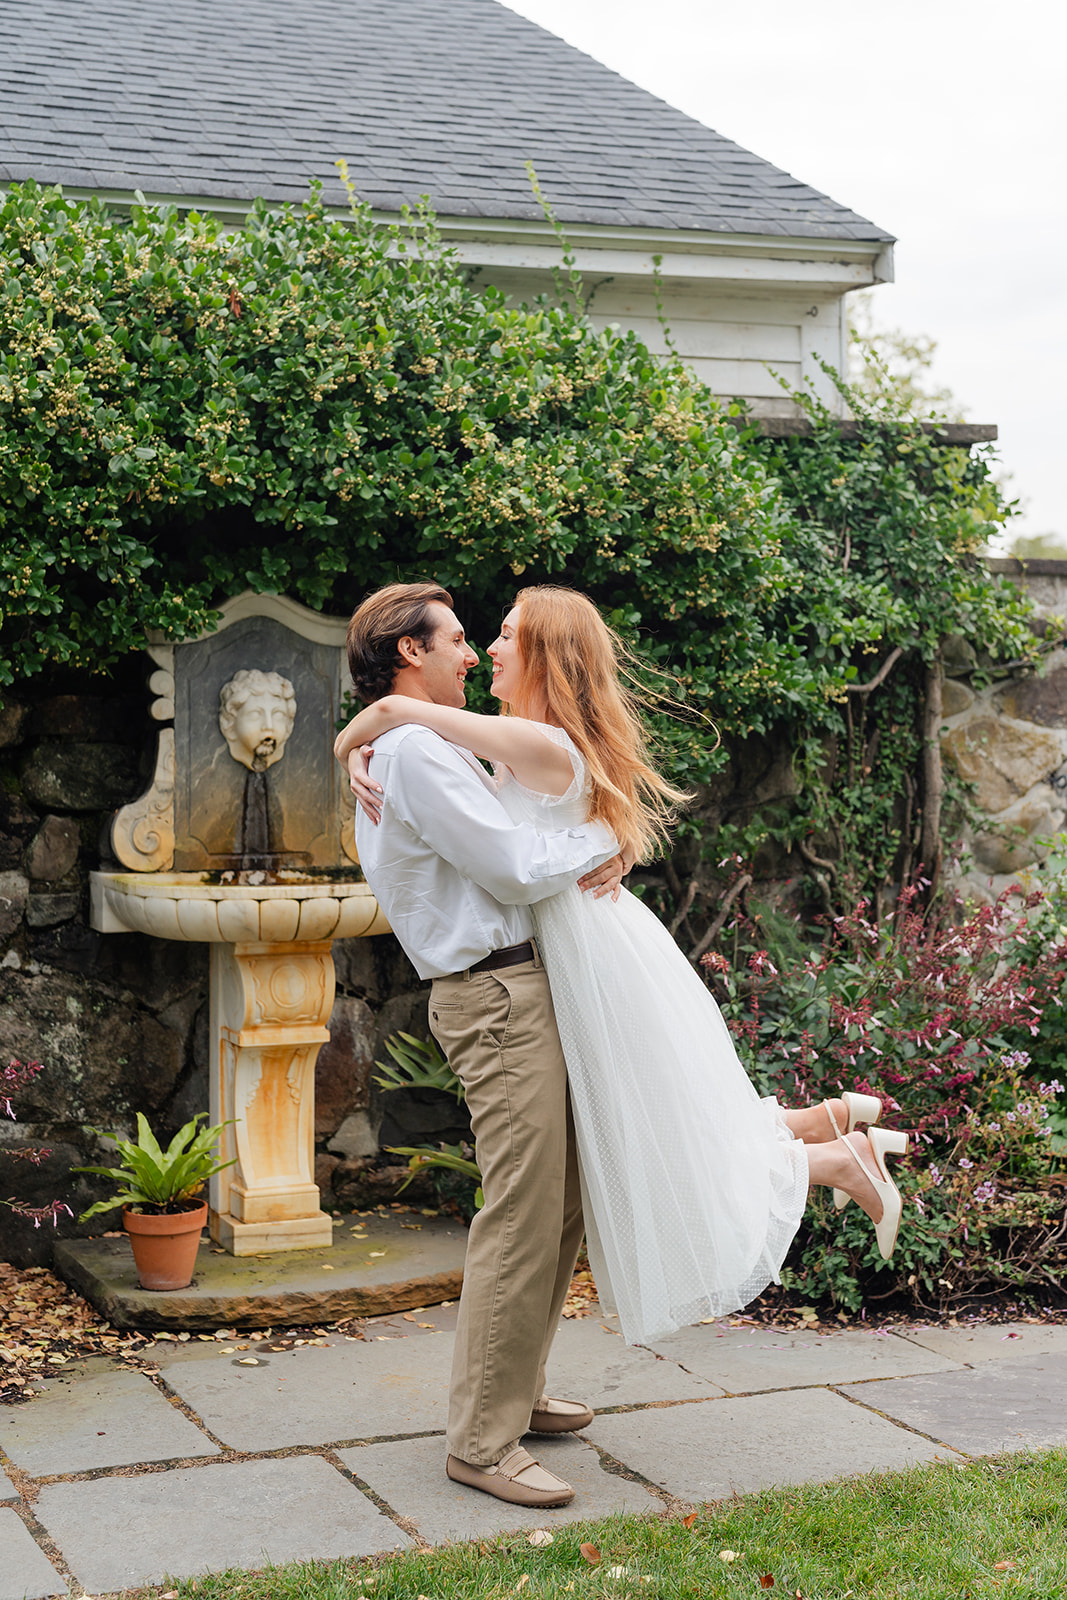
[73,1112,236,1221]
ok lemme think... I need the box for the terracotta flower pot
[123,1200,208,1291]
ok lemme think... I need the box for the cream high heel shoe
[826,1093,882,1210]
[837,1128,908,1260]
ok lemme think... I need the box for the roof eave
[9,182,894,289]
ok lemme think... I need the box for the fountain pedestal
[211,939,335,1252]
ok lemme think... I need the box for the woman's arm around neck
[334,695,575,796]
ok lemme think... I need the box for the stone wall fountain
[90,593,389,1255]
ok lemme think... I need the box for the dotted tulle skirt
[531,882,809,1345]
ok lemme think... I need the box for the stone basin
[90,870,390,944]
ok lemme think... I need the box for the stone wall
[5,560,1067,1266]
[942,562,1067,901]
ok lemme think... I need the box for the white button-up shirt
[354,724,616,980]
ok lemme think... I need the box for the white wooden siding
[476,265,849,415]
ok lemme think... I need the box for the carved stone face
[218,669,297,771]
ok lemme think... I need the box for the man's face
[416,604,479,707]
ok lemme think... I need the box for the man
[343,581,620,1509]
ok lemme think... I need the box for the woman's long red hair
[509,586,688,862]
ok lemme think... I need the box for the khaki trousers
[429,947,583,1466]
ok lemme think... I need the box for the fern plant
[74,1112,236,1220]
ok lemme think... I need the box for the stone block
[839,1351,1067,1455]
[0,701,28,748]
[546,1315,722,1406]
[315,992,375,1136]
[333,934,381,997]
[0,793,38,872]
[941,678,975,718]
[0,1507,66,1600]
[997,662,1067,728]
[25,892,81,928]
[0,871,28,941]
[20,742,141,811]
[341,1433,657,1543]
[941,716,1064,813]
[0,965,185,1122]
[972,794,1064,874]
[328,1110,380,1159]
[894,1321,1067,1363]
[158,1327,456,1448]
[644,1323,963,1392]
[0,1368,218,1475]
[585,1388,957,1505]
[53,1210,466,1329]
[35,693,144,742]
[25,815,80,881]
[315,1150,341,1197]
[33,1454,409,1592]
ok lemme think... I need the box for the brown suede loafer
[528,1395,595,1433]
[447,1445,575,1506]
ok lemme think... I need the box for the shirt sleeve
[384,728,617,905]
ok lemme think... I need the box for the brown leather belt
[467,940,535,976]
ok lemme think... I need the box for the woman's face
[487,604,524,704]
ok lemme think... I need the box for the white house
[0,0,918,422]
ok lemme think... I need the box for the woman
[335,586,907,1344]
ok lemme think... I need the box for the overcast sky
[505,0,1063,548]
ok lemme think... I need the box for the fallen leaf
[994,1562,1017,1572]
[760,1577,775,1589]
[160,1591,179,1597]
[682,1512,698,1528]
[236,1357,260,1366]
[527,1529,554,1546]
[321,1264,334,1271]
[515,1578,530,1592]
[418,1322,435,1328]
[369,1251,386,1258]
[402,1312,417,1322]
[580,1542,601,1565]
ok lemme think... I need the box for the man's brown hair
[346,581,453,703]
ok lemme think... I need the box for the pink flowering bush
[703,886,1067,1312]
[2,1060,73,1231]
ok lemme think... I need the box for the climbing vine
[0,179,1045,915]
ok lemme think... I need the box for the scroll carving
[110,729,176,871]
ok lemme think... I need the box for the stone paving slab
[0,1507,67,1600]
[55,1211,467,1330]
[545,1317,724,1406]
[892,1321,1067,1364]
[585,1388,960,1504]
[340,1431,658,1543]
[0,1468,17,1501]
[841,1352,1067,1456]
[33,1454,410,1592]
[0,1369,219,1476]
[158,1331,455,1449]
[646,1323,961,1393]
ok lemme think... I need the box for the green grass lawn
[162,1448,1067,1600]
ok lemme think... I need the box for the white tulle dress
[494,724,809,1346]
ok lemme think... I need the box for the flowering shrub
[2,1060,72,1230]
[703,886,1067,1311]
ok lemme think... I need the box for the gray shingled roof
[0,0,893,241]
